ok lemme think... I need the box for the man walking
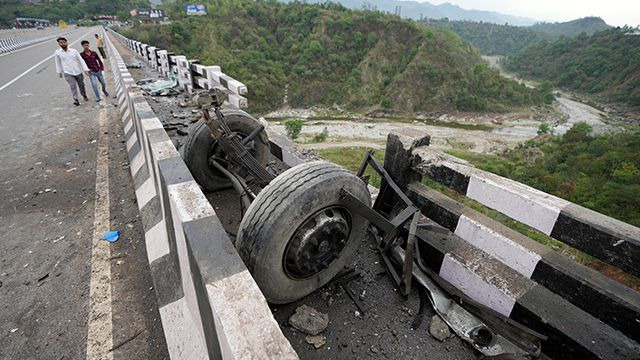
[95,34,106,59]
[54,37,89,106]
[80,40,109,102]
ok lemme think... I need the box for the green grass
[315,147,385,188]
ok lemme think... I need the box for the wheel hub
[284,207,352,279]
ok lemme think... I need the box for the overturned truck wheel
[236,161,371,304]
[181,109,270,192]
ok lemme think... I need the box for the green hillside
[504,28,640,106]
[120,1,550,114]
[420,17,610,55]
[419,18,546,55]
[530,17,610,38]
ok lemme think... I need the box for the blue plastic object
[102,230,120,243]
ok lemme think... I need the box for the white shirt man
[54,37,89,105]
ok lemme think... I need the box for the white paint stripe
[130,152,145,177]
[123,117,133,135]
[0,29,93,93]
[136,177,156,209]
[439,254,516,317]
[140,116,164,130]
[85,102,114,359]
[454,215,541,278]
[206,271,298,359]
[466,174,563,235]
[158,298,208,360]
[167,181,216,222]
[151,140,178,162]
[145,219,170,263]
[125,133,137,152]
[122,107,131,125]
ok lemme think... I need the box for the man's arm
[75,50,89,72]
[54,52,63,77]
[96,52,104,71]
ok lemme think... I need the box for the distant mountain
[283,0,537,25]
[421,17,611,55]
[504,28,640,107]
[531,17,610,37]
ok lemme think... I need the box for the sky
[422,0,639,27]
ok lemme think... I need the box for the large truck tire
[236,161,371,304]
[181,109,270,192]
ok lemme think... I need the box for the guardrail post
[147,46,157,69]
[175,56,191,93]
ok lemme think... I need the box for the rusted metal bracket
[194,89,275,186]
[339,149,543,358]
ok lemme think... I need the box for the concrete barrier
[0,29,70,54]
[382,131,640,358]
[104,29,297,360]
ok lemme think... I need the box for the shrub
[311,127,329,142]
[537,122,551,135]
[284,119,304,140]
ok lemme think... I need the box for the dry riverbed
[266,109,556,154]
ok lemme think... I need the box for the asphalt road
[0,27,168,359]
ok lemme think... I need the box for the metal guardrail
[0,29,70,54]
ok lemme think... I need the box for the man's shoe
[83,96,89,101]
[96,98,101,102]
[73,100,80,106]
[103,91,109,97]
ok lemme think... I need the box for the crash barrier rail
[103,30,298,359]
[382,130,640,358]
[107,28,248,109]
[0,29,70,54]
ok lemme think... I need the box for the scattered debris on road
[102,230,120,243]
[305,334,326,349]
[288,305,329,336]
[429,314,452,342]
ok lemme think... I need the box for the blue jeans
[89,72,108,100]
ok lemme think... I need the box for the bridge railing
[383,130,640,359]
[104,28,298,360]
[107,29,248,109]
[0,29,70,54]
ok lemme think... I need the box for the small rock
[369,345,378,354]
[10,328,18,333]
[288,305,329,335]
[429,314,451,342]
[354,310,361,317]
[305,334,326,349]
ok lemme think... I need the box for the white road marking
[0,29,93,92]
[85,105,114,359]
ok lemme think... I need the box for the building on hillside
[15,17,50,28]
[130,8,167,24]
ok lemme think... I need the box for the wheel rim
[283,206,352,280]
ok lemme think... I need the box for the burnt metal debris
[339,151,545,358]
